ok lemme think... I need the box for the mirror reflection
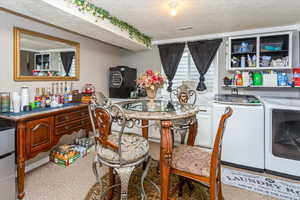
[14,27,80,81]
[20,34,76,77]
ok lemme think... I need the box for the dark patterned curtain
[187,39,222,91]
[60,51,75,76]
[158,43,185,92]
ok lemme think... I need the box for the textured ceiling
[1,0,300,48]
[0,0,149,51]
[90,0,300,41]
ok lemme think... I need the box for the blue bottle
[278,73,288,86]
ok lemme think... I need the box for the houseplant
[137,69,164,100]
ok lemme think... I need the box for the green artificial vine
[69,0,152,47]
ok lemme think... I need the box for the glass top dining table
[118,99,199,121]
[117,99,199,199]
[114,99,199,199]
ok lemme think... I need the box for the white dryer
[261,96,300,179]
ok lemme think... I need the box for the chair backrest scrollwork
[170,83,197,106]
[89,101,127,164]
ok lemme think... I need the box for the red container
[235,73,243,86]
[82,84,95,94]
[293,68,300,86]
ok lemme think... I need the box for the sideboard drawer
[55,118,90,135]
[55,109,89,125]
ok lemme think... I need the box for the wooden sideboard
[0,103,91,199]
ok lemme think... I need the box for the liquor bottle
[64,82,69,103]
[45,87,51,107]
[50,83,55,103]
[60,82,64,104]
[35,88,41,108]
[40,88,46,108]
[50,83,59,108]
[55,82,60,104]
[68,82,73,103]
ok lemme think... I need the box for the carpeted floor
[24,142,295,200]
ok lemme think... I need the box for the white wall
[121,36,300,98]
[0,10,122,98]
[120,46,161,75]
[0,10,122,165]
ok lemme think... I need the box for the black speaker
[109,66,137,98]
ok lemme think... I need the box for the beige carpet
[24,151,104,200]
[24,142,289,200]
[85,161,208,200]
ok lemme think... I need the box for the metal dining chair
[170,83,197,106]
[89,101,151,200]
[169,83,197,144]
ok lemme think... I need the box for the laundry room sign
[222,168,300,200]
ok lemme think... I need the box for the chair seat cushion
[98,132,149,164]
[171,145,211,177]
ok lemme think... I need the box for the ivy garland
[68,0,152,47]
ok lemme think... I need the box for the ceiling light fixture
[169,0,178,16]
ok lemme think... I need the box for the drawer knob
[65,116,70,120]
[81,121,85,125]
[65,126,70,130]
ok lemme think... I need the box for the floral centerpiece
[137,69,165,100]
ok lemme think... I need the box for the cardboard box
[50,144,81,167]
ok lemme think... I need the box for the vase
[146,86,158,101]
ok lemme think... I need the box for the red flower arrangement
[137,69,165,90]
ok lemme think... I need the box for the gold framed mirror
[14,27,80,81]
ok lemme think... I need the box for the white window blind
[69,58,76,77]
[163,48,218,93]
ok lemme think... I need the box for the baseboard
[265,169,300,181]
[222,161,264,173]
[148,137,160,143]
[25,156,50,173]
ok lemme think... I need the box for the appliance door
[109,67,137,98]
[265,107,300,177]
[123,68,137,89]
[0,128,15,156]
[212,103,264,170]
[110,70,123,89]
[195,107,213,148]
[0,152,16,200]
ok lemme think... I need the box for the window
[161,48,218,95]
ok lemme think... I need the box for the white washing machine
[261,96,300,179]
[213,95,265,171]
